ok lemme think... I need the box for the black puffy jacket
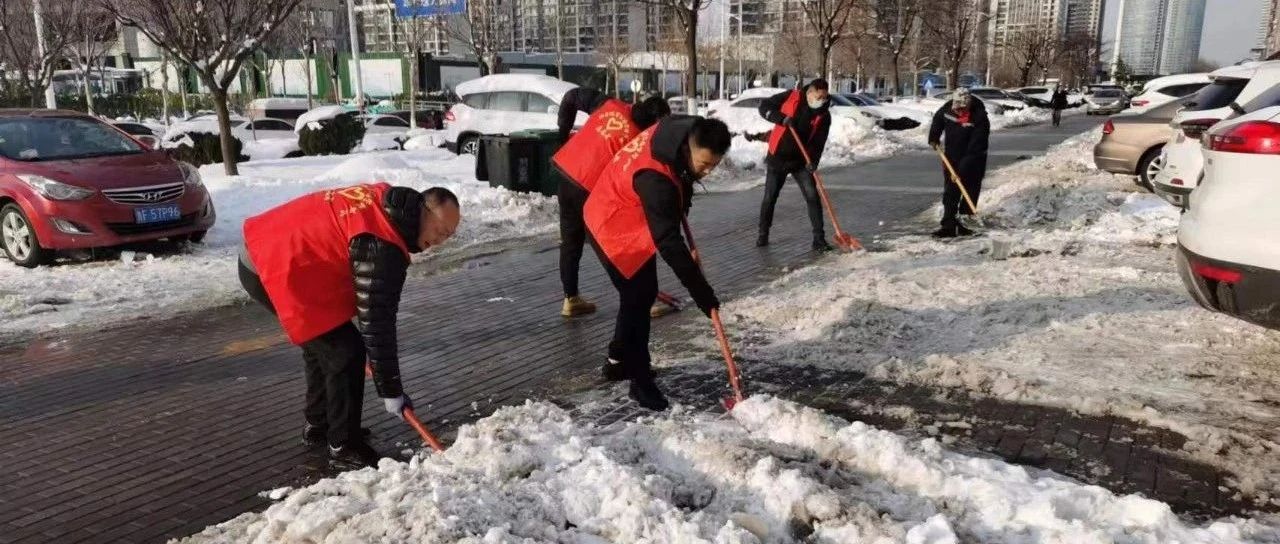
[349,186,424,398]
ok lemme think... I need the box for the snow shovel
[786,125,862,251]
[681,219,747,409]
[365,362,446,452]
[933,145,982,226]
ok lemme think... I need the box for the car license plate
[134,204,181,224]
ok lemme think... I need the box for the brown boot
[561,296,597,317]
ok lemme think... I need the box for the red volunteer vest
[552,98,638,192]
[583,125,680,279]
[243,182,410,345]
[766,90,823,154]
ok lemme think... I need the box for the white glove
[383,395,412,420]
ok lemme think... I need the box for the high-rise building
[1158,0,1205,74]
[1260,0,1280,59]
[1112,0,1206,76]
[1062,0,1104,38]
[987,0,1066,69]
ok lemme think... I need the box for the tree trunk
[890,54,901,97]
[160,56,170,126]
[684,11,698,102]
[210,89,240,176]
[409,48,419,127]
[304,52,314,110]
[81,65,95,115]
[179,67,190,118]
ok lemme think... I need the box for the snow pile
[178,396,1276,543]
[403,130,447,151]
[715,128,1280,506]
[357,132,406,152]
[0,150,556,339]
[240,138,300,161]
[294,106,351,132]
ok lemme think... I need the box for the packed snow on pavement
[703,130,1280,511]
[178,396,1278,544]
[176,129,1280,543]
[0,148,557,340]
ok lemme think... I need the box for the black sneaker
[303,424,372,447]
[328,440,382,469]
[955,224,976,237]
[755,234,769,247]
[628,379,670,411]
[602,359,656,381]
[932,226,959,238]
[811,239,833,252]
[602,359,627,381]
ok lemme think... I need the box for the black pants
[596,250,659,380]
[1052,109,1062,126]
[941,163,984,227]
[558,180,590,297]
[239,260,367,447]
[759,166,826,240]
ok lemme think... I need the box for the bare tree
[433,0,504,75]
[65,13,118,114]
[100,0,303,175]
[1006,23,1057,86]
[869,0,920,97]
[597,8,632,99]
[919,0,982,89]
[637,0,712,102]
[0,0,76,106]
[1054,32,1105,88]
[402,12,444,126]
[797,0,860,81]
[776,15,816,82]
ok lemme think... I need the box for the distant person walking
[1050,86,1069,127]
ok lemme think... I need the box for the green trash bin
[511,129,565,197]
[480,133,540,192]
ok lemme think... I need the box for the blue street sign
[395,0,466,18]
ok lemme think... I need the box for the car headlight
[179,162,203,187]
[16,174,95,201]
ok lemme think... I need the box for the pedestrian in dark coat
[1050,86,1069,127]
[928,87,990,238]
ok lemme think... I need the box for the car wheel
[1,203,50,268]
[459,135,479,155]
[1137,146,1164,191]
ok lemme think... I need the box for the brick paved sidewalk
[6,116,1248,544]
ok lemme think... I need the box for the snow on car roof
[734,87,788,100]
[249,97,312,109]
[1140,73,1211,91]
[455,74,578,101]
[294,105,352,132]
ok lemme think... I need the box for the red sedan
[0,110,215,267]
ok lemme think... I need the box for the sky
[1101,0,1268,67]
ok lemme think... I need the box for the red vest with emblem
[766,90,823,154]
[583,125,680,279]
[551,98,638,192]
[243,182,410,345]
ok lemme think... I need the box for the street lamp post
[346,0,365,112]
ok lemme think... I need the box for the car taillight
[444,110,456,122]
[1191,261,1242,284]
[1206,120,1280,155]
[1131,99,1148,107]
[1179,118,1219,140]
[1102,119,1114,135]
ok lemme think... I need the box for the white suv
[1127,73,1210,114]
[444,74,584,154]
[1176,105,1280,330]
[1152,61,1280,208]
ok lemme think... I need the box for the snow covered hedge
[166,132,247,167]
[298,114,366,156]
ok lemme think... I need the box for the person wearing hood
[238,183,460,468]
[928,87,990,238]
[553,86,671,318]
[1049,85,1069,127]
[756,78,834,252]
[584,116,731,411]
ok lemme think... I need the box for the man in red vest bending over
[584,116,731,410]
[238,184,460,468]
[757,79,834,252]
[553,87,671,318]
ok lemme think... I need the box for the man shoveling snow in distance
[928,86,990,238]
[238,183,460,468]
